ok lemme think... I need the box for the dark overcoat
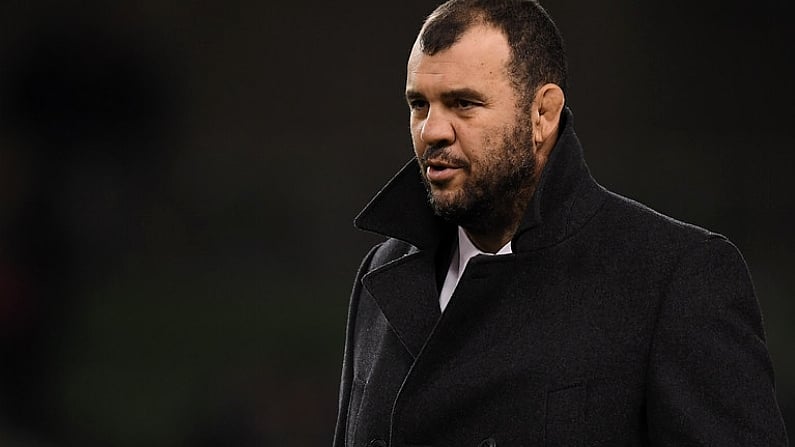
[333,109,788,446]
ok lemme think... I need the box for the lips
[425,158,464,183]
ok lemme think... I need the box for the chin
[428,190,467,216]
[429,188,460,205]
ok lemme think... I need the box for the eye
[454,98,479,110]
[408,99,428,111]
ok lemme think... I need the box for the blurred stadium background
[0,0,792,445]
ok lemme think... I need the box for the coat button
[478,438,497,447]
[368,440,387,447]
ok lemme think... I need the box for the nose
[420,107,455,147]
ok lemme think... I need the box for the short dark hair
[419,0,567,103]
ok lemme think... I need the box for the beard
[420,122,537,235]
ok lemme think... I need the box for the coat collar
[354,107,605,253]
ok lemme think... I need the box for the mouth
[425,159,464,183]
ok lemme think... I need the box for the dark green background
[0,1,792,445]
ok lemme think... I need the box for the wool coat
[333,109,788,447]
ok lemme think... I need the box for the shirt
[439,226,513,312]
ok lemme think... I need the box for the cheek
[456,128,488,164]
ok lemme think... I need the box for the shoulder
[599,189,724,249]
[578,188,754,284]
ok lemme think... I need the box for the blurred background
[0,0,792,445]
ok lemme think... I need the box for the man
[334,0,788,445]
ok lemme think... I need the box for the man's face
[405,24,536,230]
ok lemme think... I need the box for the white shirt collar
[457,226,512,265]
[439,227,512,312]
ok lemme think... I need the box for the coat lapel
[355,158,451,359]
[362,249,442,359]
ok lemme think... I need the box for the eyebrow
[405,90,424,102]
[405,88,487,103]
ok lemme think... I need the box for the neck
[462,226,515,253]
[462,183,535,253]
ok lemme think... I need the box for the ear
[531,83,565,162]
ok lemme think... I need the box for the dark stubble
[420,120,537,235]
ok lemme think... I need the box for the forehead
[406,24,511,92]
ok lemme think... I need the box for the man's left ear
[532,83,565,158]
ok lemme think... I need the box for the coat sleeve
[645,236,789,445]
[332,244,380,447]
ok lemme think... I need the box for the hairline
[418,17,537,111]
